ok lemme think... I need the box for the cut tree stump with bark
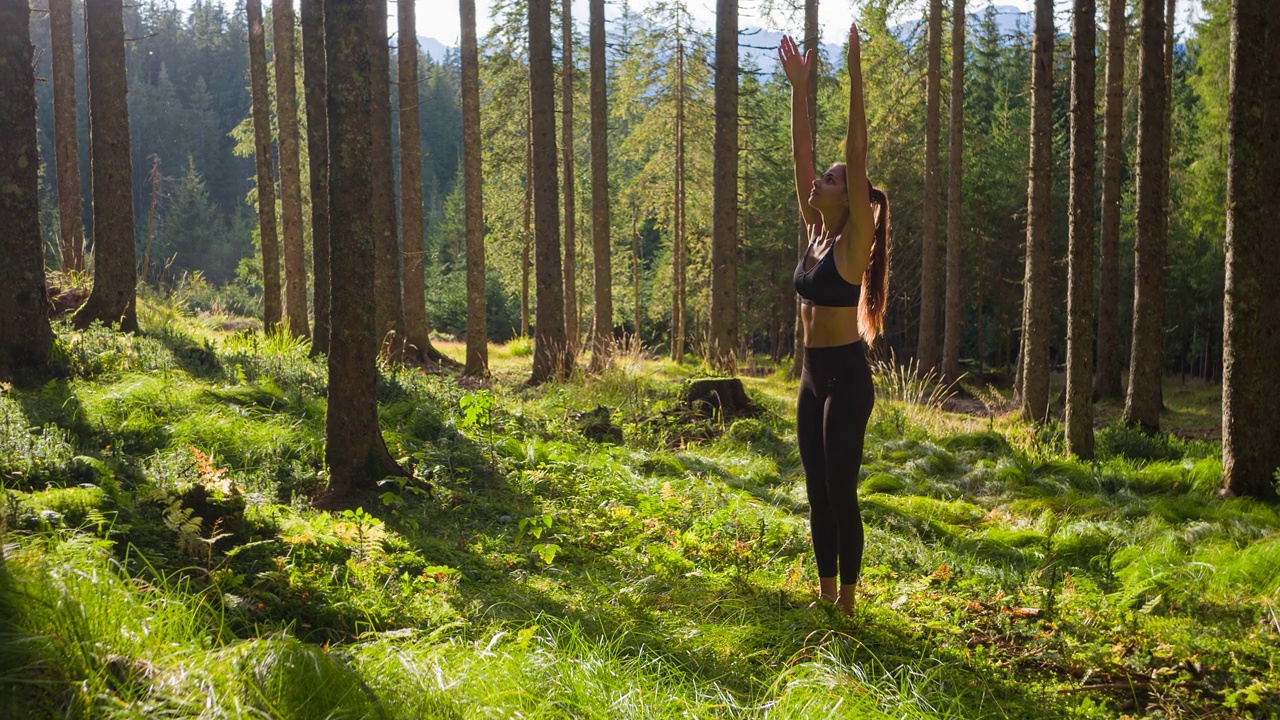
[681,378,757,419]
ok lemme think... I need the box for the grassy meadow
[0,296,1277,719]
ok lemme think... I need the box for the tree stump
[681,377,756,419]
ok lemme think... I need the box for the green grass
[1,298,1277,718]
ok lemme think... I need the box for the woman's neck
[817,207,849,240]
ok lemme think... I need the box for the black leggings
[797,342,875,586]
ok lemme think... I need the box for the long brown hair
[859,182,890,347]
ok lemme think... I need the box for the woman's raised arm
[840,22,875,280]
[779,35,819,227]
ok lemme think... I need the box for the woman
[778,24,890,615]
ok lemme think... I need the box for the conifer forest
[1,0,1279,717]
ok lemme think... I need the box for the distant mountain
[414,6,1030,73]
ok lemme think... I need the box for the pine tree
[1019,0,1054,422]
[1066,0,1097,458]
[561,0,579,359]
[528,0,569,384]
[586,0,612,372]
[50,0,84,273]
[942,0,965,382]
[368,0,403,360]
[0,0,54,371]
[399,0,430,364]
[460,0,488,377]
[301,0,330,355]
[1221,0,1280,498]
[273,0,309,338]
[1094,0,1126,400]
[73,0,138,332]
[708,0,739,370]
[319,0,406,504]
[245,0,282,331]
[1123,0,1169,433]
[918,0,943,373]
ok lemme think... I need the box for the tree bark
[73,0,137,332]
[319,0,406,504]
[709,0,739,371]
[1094,0,1126,400]
[632,202,640,342]
[942,0,965,382]
[918,0,943,374]
[301,0,330,355]
[522,109,532,339]
[671,29,686,364]
[273,0,310,338]
[368,0,403,361]
[245,0,281,332]
[460,0,489,377]
[1122,0,1168,433]
[49,0,84,274]
[1221,0,1280,499]
[0,0,54,371]
[1066,0,1097,458]
[399,0,429,363]
[528,0,569,384]
[587,0,611,372]
[561,0,578,360]
[1019,0,1054,423]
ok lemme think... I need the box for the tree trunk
[1221,0,1280,499]
[301,0,330,355]
[1122,0,1168,433]
[73,0,137,332]
[790,0,819,380]
[49,0,84,274]
[0,0,54,371]
[587,0,611,372]
[245,0,281,332]
[522,110,532,339]
[319,0,406,505]
[399,0,429,363]
[368,0,403,361]
[918,0,943,374]
[561,0,578,360]
[709,0,739,371]
[942,0,965,382]
[461,0,489,377]
[1066,0,1097,458]
[671,29,686,364]
[1019,0,1054,423]
[632,202,640,342]
[1094,0,1126,401]
[528,0,569,384]
[273,0,310,338]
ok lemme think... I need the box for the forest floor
[1,297,1277,719]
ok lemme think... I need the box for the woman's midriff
[801,304,861,348]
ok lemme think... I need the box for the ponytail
[859,182,890,347]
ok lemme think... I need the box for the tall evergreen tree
[708,0,739,370]
[399,0,430,363]
[73,0,138,332]
[1123,0,1169,432]
[368,0,403,359]
[0,0,54,371]
[1221,0,1280,498]
[1019,0,1054,422]
[273,0,309,338]
[319,0,406,504]
[245,0,282,331]
[50,0,84,273]
[1094,0,1126,400]
[461,0,488,377]
[587,0,612,372]
[528,0,569,384]
[1066,0,1097,458]
[942,0,965,382]
[562,0,579,358]
[301,0,330,355]
[918,0,943,373]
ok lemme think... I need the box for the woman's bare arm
[779,35,819,227]
[840,23,875,282]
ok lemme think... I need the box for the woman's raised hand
[778,35,815,88]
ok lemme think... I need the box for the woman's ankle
[837,583,857,614]
[819,576,838,603]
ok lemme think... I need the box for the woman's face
[808,164,849,213]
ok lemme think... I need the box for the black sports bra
[794,243,860,307]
